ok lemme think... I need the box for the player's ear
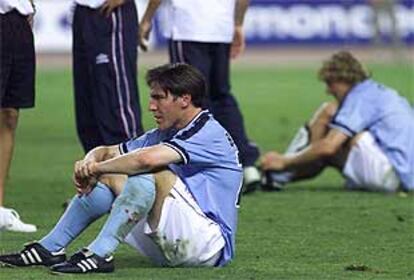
[180,93,192,108]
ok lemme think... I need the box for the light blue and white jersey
[330,79,414,190]
[119,110,243,266]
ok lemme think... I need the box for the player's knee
[323,101,338,117]
[153,170,177,191]
[0,108,19,131]
[98,174,127,196]
[113,174,156,217]
[318,102,337,122]
[310,102,338,128]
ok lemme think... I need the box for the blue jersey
[119,110,243,265]
[330,79,414,190]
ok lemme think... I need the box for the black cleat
[261,171,285,192]
[50,248,114,274]
[0,242,66,267]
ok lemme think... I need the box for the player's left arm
[139,0,162,51]
[231,0,249,59]
[261,129,349,171]
[88,144,182,177]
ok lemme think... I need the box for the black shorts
[0,10,35,109]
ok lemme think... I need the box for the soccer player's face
[149,85,182,130]
[325,81,350,101]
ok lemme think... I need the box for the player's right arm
[89,144,182,176]
[73,145,120,191]
[261,129,349,171]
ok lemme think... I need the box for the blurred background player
[261,51,414,192]
[139,0,261,193]
[368,0,404,59]
[0,0,37,232]
[72,0,144,153]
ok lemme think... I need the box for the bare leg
[98,174,128,196]
[263,102,339,188]
[291,101,338,180]
[0,108,19,206]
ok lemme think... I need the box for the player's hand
[78,160,101,178]
[73,160,100,195]
[27,14,34,28]
[100,0,125,17]
[139,19,152,51]
[73,173,97,196]
[230,25,245,59]
[260,151,286,171]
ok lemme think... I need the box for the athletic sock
[88,175,156,257]
[39,183,115,252]
[271,125,311,185]
[285,125,310,156]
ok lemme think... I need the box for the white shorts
[124,177,225,267]
[343,132,400,192]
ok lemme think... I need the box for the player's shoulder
[174,110,224,141]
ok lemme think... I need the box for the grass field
[0,62,413,279]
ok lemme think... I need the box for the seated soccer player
[261,51,414,192]
[0,63,243,274]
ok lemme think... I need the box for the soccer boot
[261,170,287,191]
[0,207,37,233]
[260,124,310,192]
[0,242,66,267]
[242,166,261,194]
[50,248,114,274]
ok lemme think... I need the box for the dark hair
[318,51,370,86]
[146,63,206,108]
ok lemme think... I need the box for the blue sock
[40,183,115,252]
[88,175,156,257]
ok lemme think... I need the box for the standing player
[261,51,414,192]
[139,0,260,193]
[368,0,402,54]
[0,0,37,232]
[72,0,144,153]
[0,64,243,273]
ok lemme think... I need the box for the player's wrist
[281,156,292,170]
[234,25,243,31]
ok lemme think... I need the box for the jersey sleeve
[163,130,223,165]
[330,92,376,137]
[119,129,161,154]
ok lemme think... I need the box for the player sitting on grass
[0,63,243,274]
[261,51,414,192]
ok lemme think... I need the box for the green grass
[0,63,413,279]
